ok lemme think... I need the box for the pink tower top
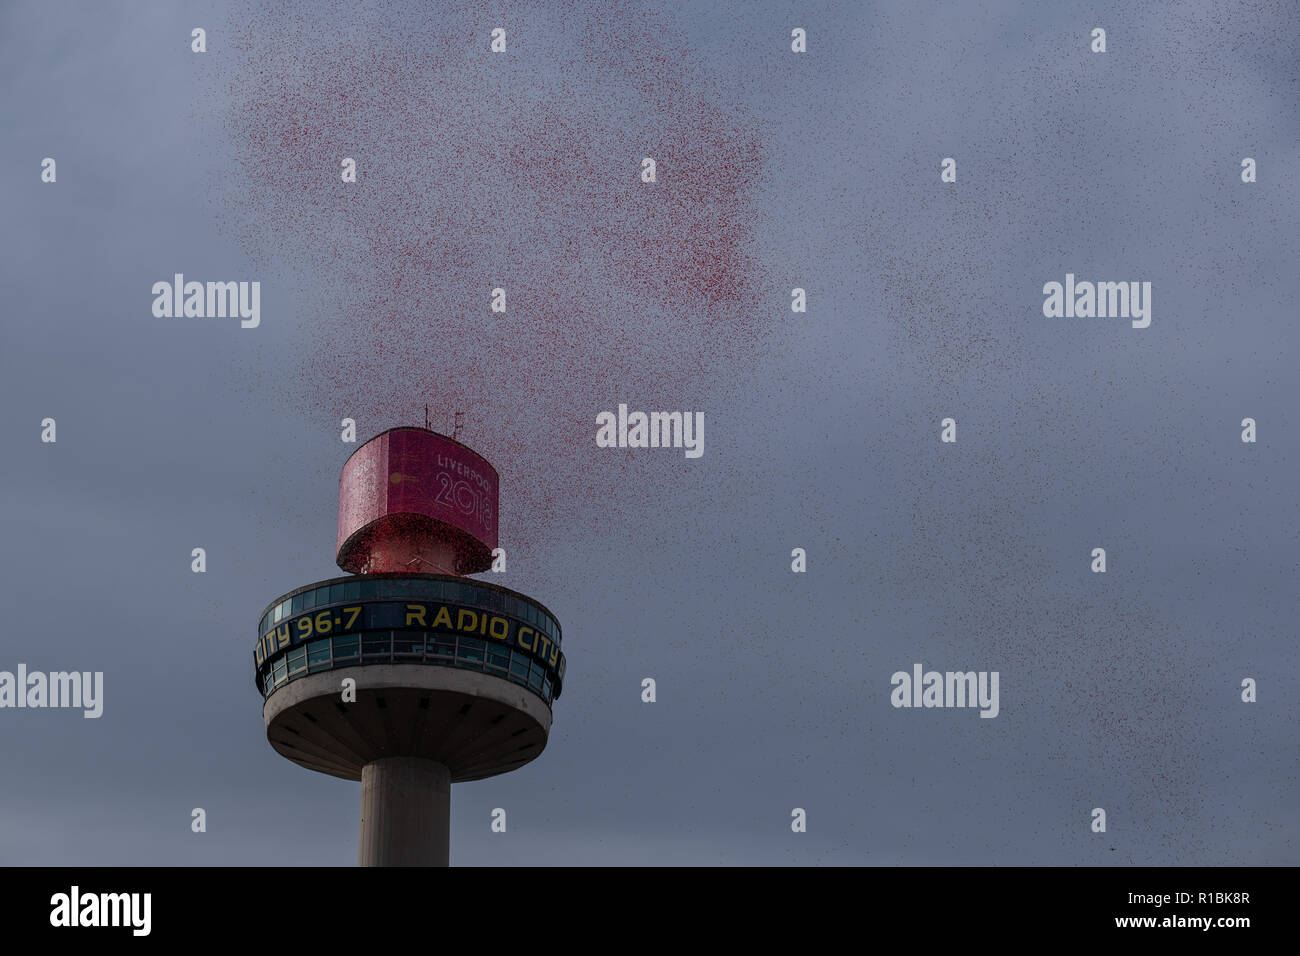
[337,427,499,575]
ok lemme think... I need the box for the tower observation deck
[253,427,564,865]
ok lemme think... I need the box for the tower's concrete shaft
[358,756,451,866]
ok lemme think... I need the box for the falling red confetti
[215,0,774,556]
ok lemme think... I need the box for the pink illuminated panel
[337,429,498,567]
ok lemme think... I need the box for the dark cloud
[0,0,1294,864]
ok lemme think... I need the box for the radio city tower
[253,427,565,865]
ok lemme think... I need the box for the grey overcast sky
[1,0,1296,865]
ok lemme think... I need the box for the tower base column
[358,756,451,866]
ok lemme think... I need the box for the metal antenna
[453,411,464,441]
[424,404,431,431]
